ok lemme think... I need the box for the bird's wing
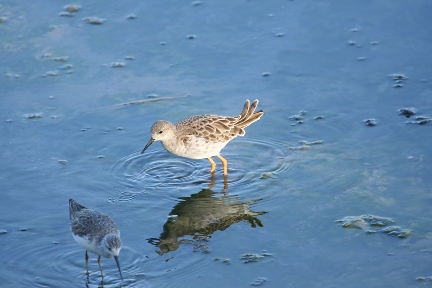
[177,114,242,142]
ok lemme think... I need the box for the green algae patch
[335,214,411,238]
[241,251,274,263]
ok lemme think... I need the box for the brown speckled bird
[141,99,264,175]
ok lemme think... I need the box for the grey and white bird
[69,199,123,280]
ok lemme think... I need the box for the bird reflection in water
[147,189,267,255]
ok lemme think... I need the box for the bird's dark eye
[158,130,163,134]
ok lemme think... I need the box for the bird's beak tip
[114,255,123,280]
[141,138,155,154]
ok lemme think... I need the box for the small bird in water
[69,199,123,280]
[141,99,264,175]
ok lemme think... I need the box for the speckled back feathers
[176,99,263,143]
[69,199,119,242]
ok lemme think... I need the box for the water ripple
[0,217,149,287]
[110,137,292,193]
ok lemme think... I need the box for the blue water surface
[1,1,431,287]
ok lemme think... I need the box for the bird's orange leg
[216,154,228,176]
[207,157,216,173]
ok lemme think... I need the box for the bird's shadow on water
[83,269,123,288]
[85,277,123,288]
[191,172,229,192]
[146,188,267,255]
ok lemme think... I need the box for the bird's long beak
[141,138,155,154]
[114,255,123,280]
